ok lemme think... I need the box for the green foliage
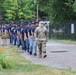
[0,0,5,14]
[0,0,76,23]
[0,51,15,69]
[38,0,75,23]
[2,0,35,20]
[73,0,76,12]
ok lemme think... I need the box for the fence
[49,21,76,40]
[0,20,28,25]
[0,20,76,40]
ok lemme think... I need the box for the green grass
[0,46,76,75]
[0,50,14,69]
[51,39,76,44]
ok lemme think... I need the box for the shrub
[0,51,14,69]
[0,64,3,70]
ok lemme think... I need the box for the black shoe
[22,48,25,50]
[34,53,37,56]
[27,50,29,52]
[17,45,20,48]
[24,48,26,51]
[14,44,16,45]
[30,52,32,55]
[43,55,47,58]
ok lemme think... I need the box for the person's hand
[36,38,38,40]
[24,37,27,41]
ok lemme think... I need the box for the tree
[0,0,5,20]
[73,0,76,12]
[3,0,35,20]
[38,0,75,23]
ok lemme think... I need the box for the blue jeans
[21,37,25,49]
[10,32,14,44]
[10,35,11,44]
[33,40,37,54]
[13,34,17,45]
[25,38,29,52]
[29,36,33,53]
[17,35,21,47]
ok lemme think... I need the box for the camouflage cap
[39,21,45,24]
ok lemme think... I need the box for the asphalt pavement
[19,40,76,70]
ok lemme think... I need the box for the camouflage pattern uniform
[35,26,47,58]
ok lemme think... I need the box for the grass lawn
[51,39,76,44]
[0,46,76,75]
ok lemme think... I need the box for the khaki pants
[38,40,46,57]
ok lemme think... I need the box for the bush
[0,51,14,69]
[0,64,3,70]
[1,34,10,39]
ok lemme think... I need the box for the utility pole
[17,0,20,23]
[37,3,38,21]
[34,0,39,20]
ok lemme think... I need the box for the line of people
[0,20,48,58]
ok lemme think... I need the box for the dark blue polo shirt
[0,27,2,30]
[20,28,24,38]
[23,27,28,37]
[2,27,6,32]
[17,27,21,32]
[32,27,36,33]
[28,27,33,36]
[11,27,14,33]
[15,28,18,34]
[9,26,12,30]
[6,26,9,31]
[13,28,17,34]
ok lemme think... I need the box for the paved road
[19,41,76,70]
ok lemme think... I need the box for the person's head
[31,21,35,27]
[39,21,45,27]
[17,25,20,28]
[20,22,24,27]
[35,20,39,27]
[27,22,31,27]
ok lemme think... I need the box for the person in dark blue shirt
[0,26,2,35]
[28,21,36,55]
[10,24,15,44]
[17,24,22,48]
[32,22,38,56]
[5,25,10,34]
[20,23,25,50]
[13,25,17,45]
[16,25,21,47]
[32,20,39,56]
[1,25,6,34]
[8,23,12,44]
[24,23,29,52]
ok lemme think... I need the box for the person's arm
[34,27,38,39]
[32,29,35,39]
[18,31,21,39]
[24,32,27,41]
[44,27,48,42]
[28,28,30,39]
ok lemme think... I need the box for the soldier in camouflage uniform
[34,21,48,58]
